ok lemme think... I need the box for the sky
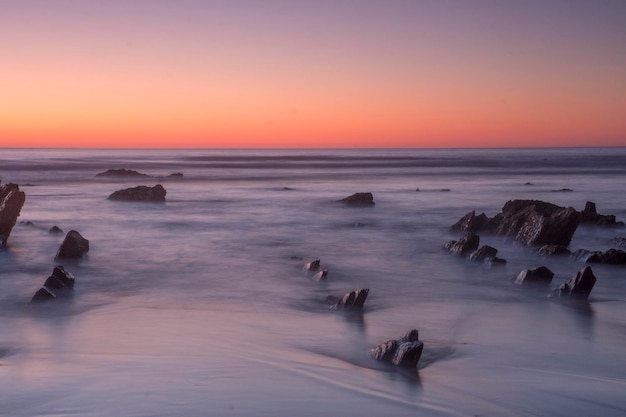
[1,0,625,148]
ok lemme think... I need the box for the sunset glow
[2,1,625,148]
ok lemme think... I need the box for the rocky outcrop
[339,192,375,206]
[304,259,321,271]
[371,329,424,368]
[445,232,480,255]
[49,225,64,234]
[572,248,626,264]
[515,266,554,286]
[96,168,150,177]
[107,184,166,202]
[550,266,597,299]
[451,200,580,246]
[56,230,90,259]
[0,183,26,246]
[610,237,626,249]
[329,288,369,310]
[579,202,625,228]
[538,245,571,256]
[312,269,328,282]
[31,266,75,302]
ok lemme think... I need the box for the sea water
[1,148,625,417]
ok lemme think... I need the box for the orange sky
[1,1,625,148]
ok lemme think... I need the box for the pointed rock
[56,230,89,259]
[0,183,26,246]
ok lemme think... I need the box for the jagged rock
[580,202,625,228]
[0,183,26,246]
[49,225,64,234]
[371,329,424,368]
[445,232,480,255]
[56,230,89,259]
[31,266,75,303]
[515,266,554,286]
[313,269,328,282]
[330,288,369,310]
[304,260,321,271]
[451,211,493,233]
[107,184,166,202]
[96,168,150,177]
[538,245,571,256]
[339,192,374,206]
[469,245,498,262]
[550,266,597,299]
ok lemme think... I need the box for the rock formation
[304,260,321,271]
[550,266,597,299]
[0,183,26,246]
[445,232,480,255]
[579,201,625,228]
[469,245,498,262]
[572,248,626,264]
[451,200,580,246]
[56,230,90,259]
[107,184,166,202]
[515,266,554,286]
[31,266,75,302]
[371,329,424,368]
[96,168,150,177]
[312,269,328,282]
[339,192,375,206]
[49,225,64,234]
[329,288,369,310]
[538,245,571,256]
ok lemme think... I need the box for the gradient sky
[1,0,625,148]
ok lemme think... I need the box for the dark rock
[580,201,625,228]
[451,211,493,233]
[96,168,150,177]
[551,188,573,192]
[550,266,597,299]
[524,182,533,186]
[31,266,75,303]
[31,287,55,302]
[587,248,626,264]
[107,184,166,202]
[331,288,369,310]
[371,329,424,368]
[445,232,480,255]
[313,269,328,282]
[571,249,593,263]
[304,259,321,271]
[167,172,184,178]
[469,245,498,262]
[497,200,580,246]
[0,183,26,246]
[538,245,571,256]
[440,188,451,192]
[451,200,580,246]
[56,230,89,259]
[515,266,554,286]
[20,220,36,227]
[339,192,374,206]
[49,225,64,234]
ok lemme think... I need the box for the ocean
[1,147,626,417]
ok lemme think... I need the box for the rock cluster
[571,248,626,265]
[445,233,506,265]
[107,184,166,202]
[580,202,625,228]
[96,168,150,177]
[31,266,75,302]
[0,183,26,246]
[371,329,424,368]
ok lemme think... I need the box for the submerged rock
[610,237,626,249]
[515,266,554,286]
[0,183,26,246]
[571,248,626,264]
[371,329,424,368]
[579,201,625,228]
[49,225,64,234]
[304,259,321,271]
[330,288,369,310]
[31,266,75,303]
[96,168,150,177]
[107,184,166,202]
[469,245,498,262]
[312,269,328,282]
[339,192,375,206]
[56,230,90,259]
[445,232,480,255]
[550,266,597,299]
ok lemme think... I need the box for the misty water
[1,148,626,417]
